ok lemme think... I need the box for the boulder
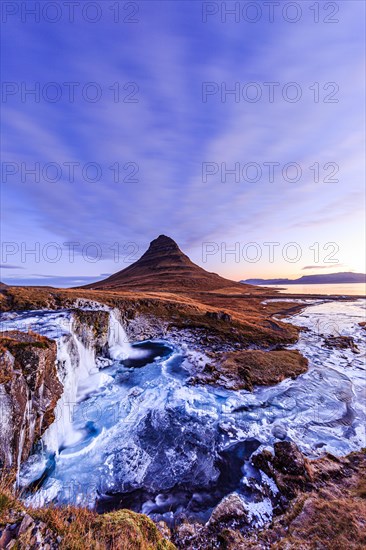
[324,335,359,353]
[209,493,249,526]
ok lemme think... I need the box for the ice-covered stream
[0,299,365,526]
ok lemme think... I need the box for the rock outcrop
[324,335,359,353]
[71,308,110,355]
[252,441,312,501]
[189,349,308,391]
[0,331,62,473]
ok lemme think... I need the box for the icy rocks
[252,441,311,500]
[102,408,220,496]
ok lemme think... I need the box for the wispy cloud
[0,264,24,270]
[302,265,346,271]
[2,274,108,288]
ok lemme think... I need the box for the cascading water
[108,309,132,360]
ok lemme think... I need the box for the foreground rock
[0,331,62,472]
[252,441,312,501]
[189,349,308,390]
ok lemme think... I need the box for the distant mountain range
[242,272,366,286]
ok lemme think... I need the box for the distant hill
[82,235,245,292]
[242,272,366,285]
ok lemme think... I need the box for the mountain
[242,272,366,285]
[83,235,244,292]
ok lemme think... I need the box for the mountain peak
[148,235,180,251]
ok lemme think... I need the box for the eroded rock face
[124,313,168,342]
[71,309,110,355]
[252,441,312,501]
[0,331,62,473]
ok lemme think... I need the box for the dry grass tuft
[29,506,176,549]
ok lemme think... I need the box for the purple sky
[1,1,365,286]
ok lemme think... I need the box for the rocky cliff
[0,331,62,474]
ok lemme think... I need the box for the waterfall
[108,309,132,360]
[43,309,131,454]
[43,334,82,453]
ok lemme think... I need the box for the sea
[262,282,366,296]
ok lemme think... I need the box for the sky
[1,0,365,286]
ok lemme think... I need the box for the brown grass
[273,496,366,550]
[0,496,176,549]
[31,505,176,549]
[0,285,300,351]
[217,349,308,390]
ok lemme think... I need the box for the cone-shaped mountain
[83,235,242,291]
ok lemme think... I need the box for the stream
[0,299,365,527]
